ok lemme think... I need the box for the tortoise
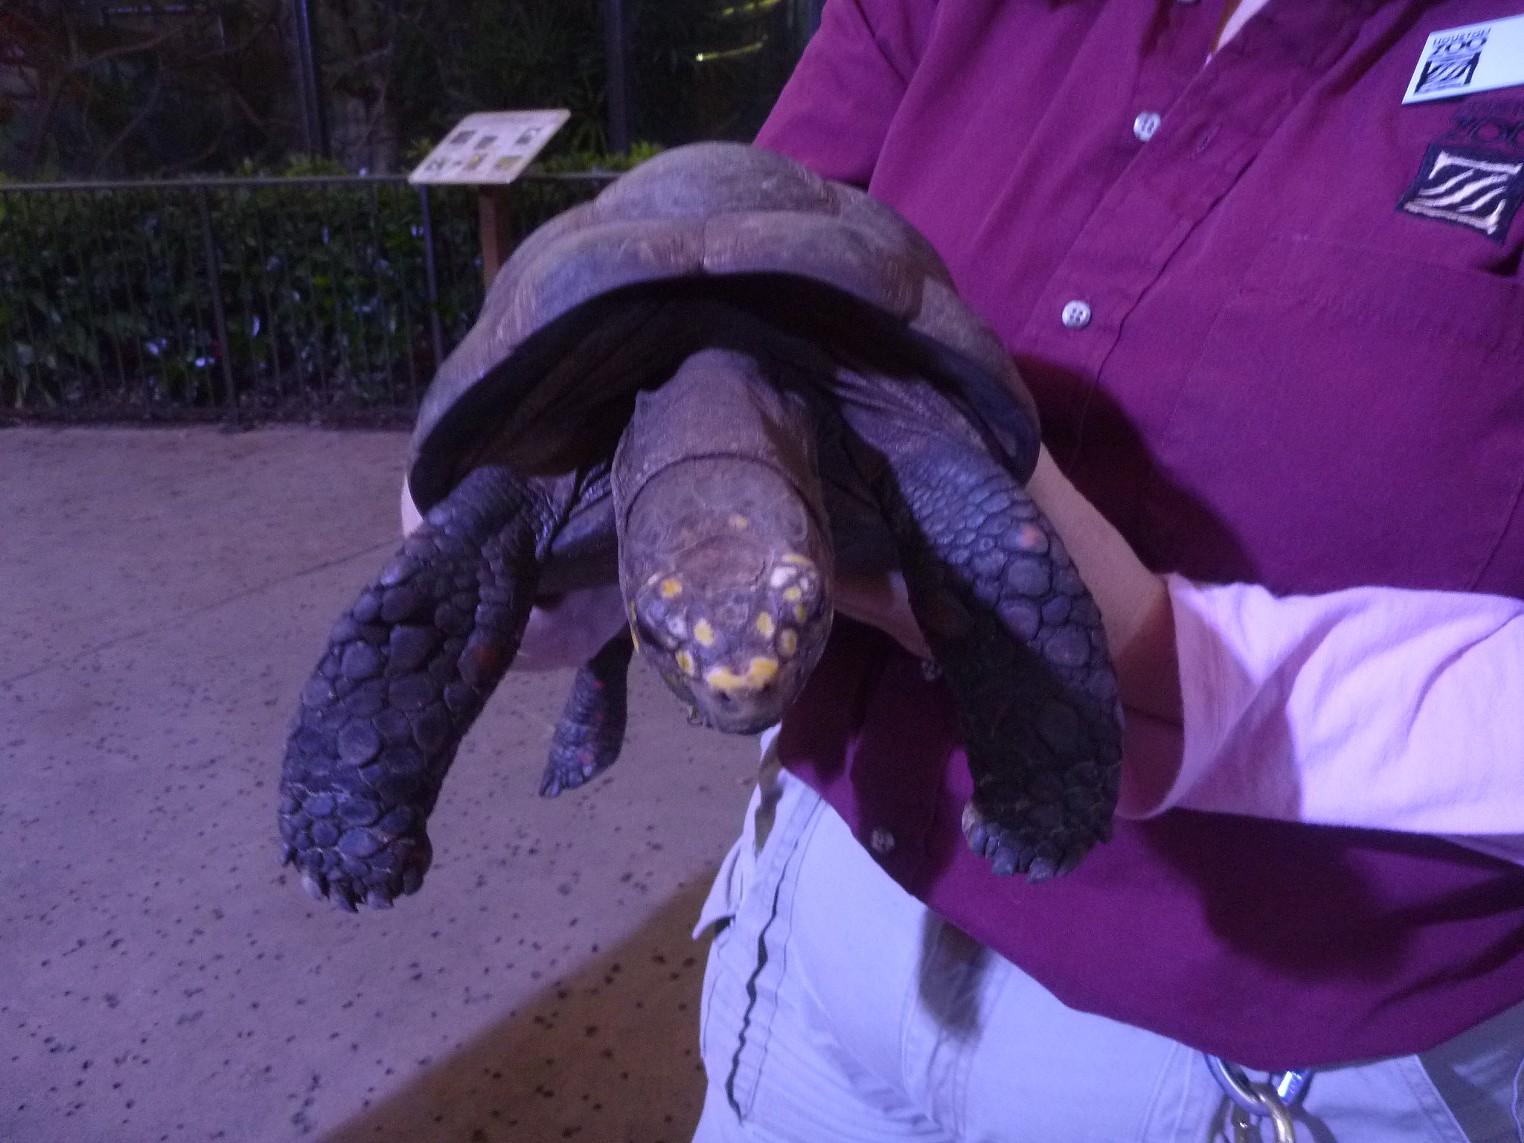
[278,141,1123,911]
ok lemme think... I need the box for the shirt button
[1133,111,1162,142]
[869,827,897,856]
[1061,300,1092,330]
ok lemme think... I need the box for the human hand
[834,569,932,660]
[513,584,628,671]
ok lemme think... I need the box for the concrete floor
[0,426,761,1143]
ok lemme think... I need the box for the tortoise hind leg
[540,630,636,796]
[279,464,568,910]
[876,445,1123,881]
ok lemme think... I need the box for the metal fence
[0,171,614,424]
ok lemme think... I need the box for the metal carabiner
[1229,1083,1298,1143]
[1207,1054,1309,1143]
[1206,1054,1312,1115]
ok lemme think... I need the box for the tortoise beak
[690,655,788,735]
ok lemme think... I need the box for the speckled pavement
[0,427,761,1142]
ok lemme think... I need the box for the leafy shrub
[0,166,613,420]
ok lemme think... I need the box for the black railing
[0,172,614,424]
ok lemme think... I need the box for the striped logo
[1415,29,1489,96]
[1398,143,1524,241]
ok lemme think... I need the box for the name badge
[1404,12,1524,104]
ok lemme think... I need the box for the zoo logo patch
[1413,27,1489,97]
[1397,142,1524,241]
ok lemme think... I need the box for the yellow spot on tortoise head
[703,657,779,694]
[781,553,814,568]
[693,619,716,647]
[755,612,776,637]
[794,604,808,624]
[675,649,696,675]
[783,586,802,602]
[777,629,798,657]
[660,577,683,599]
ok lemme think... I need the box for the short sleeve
[754,0,933,186]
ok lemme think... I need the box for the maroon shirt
[759,0,1524,1069]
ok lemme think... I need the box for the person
[678,0,1524,1139]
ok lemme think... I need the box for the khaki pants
[692,751,1524,1143]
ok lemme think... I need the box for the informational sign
[408,110,570,185]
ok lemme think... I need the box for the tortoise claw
[991,846,1023,879]
[1025,854,1060,883]
[364,889,395,910]
[960,802,993,857]
[539,746,608,797]
[960,799,1098,882]
[960,801,1031,866]
[282,813,432,910]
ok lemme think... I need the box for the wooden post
[477,187,515,290]
[411,112,569,289]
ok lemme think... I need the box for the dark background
[0,0,823,179]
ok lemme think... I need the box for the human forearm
[1024,447,1181,725]
[1159,577,1524,851]
[1021,451,1524,862]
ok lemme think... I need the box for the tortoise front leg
[279,465,566,910]
[539,630,636,796]
[877,445,1123,881]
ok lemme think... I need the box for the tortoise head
[628,527,832,735]
[614,348,835,735]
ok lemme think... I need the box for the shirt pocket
[1146,235,1524,594]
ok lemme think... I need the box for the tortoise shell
[406,141,1039,522]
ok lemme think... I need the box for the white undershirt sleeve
[1132,575,1524,865]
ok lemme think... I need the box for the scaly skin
[539,631,635,796]
[278,465,573,910]
[878,441,1122,881]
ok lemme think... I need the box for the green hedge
[0,168,616,421]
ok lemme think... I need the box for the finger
[401,477,423,536]
[834,570,932,660]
